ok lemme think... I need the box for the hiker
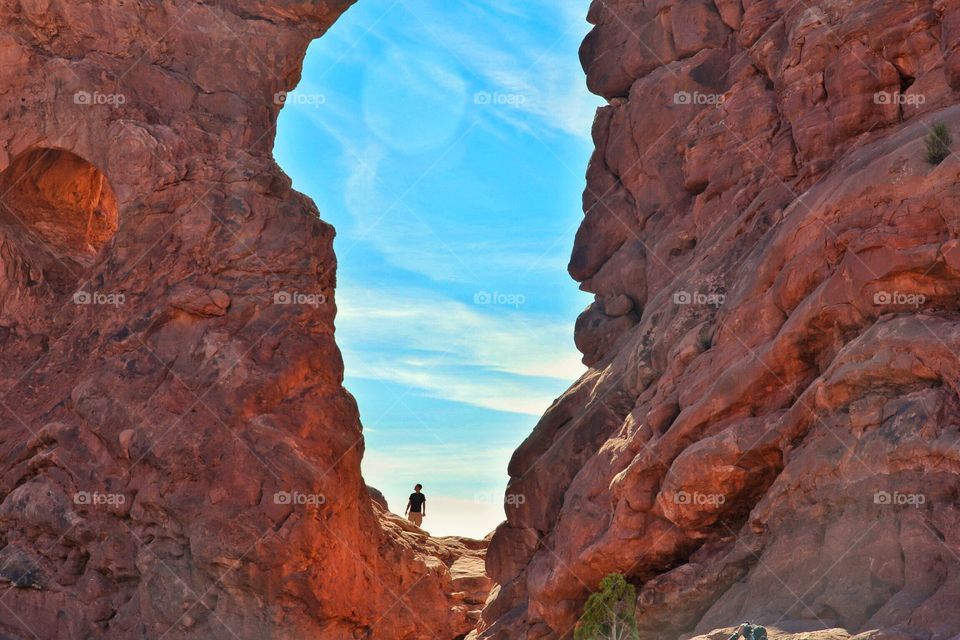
[405,484,426,527]
[728,623,768,640]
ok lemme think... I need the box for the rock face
[0,2,485,639]
[481,1,960,639]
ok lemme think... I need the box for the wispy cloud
[362,48,470,153]
[453,34,598,138]
[338,143,484,283]
[346,355,570,417]
[418,0,600,138]
[338,141,575,285]
[337,285,584,415]
[365,443,515,479]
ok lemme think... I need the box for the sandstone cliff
[0,2,485,639]
[481,1,960,639]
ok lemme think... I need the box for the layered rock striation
[482,1,960,639]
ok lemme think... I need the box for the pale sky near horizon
[273,0,601,538]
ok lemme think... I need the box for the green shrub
[925,122,952,165]
[698,332,713,351]
[574,573,639,640]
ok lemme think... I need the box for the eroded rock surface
[482,1,960,639]
[0,1,484,639]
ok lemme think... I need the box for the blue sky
[274,0,600,537]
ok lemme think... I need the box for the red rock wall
[481,1,960,638]
[0,2,480,639]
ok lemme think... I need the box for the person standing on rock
[405,484,426,527]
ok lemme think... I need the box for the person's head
[414,484,422,492]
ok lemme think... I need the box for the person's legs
[409,512,423,527]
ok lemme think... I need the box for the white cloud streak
[337,285,584,415]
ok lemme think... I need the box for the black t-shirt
[409,492,426,513]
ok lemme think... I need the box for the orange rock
[0,2,486,639]
[482,1,960,638]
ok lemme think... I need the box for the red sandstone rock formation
[0,2,486,639]
[481,1,960,639]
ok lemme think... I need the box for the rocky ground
[480,0,960,639]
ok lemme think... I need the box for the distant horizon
[274,0,600,538]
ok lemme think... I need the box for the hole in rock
[0,148,118,295]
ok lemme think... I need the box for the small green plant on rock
[925,122,952,165]
[574,573,639,640]
[698,332,713,351]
